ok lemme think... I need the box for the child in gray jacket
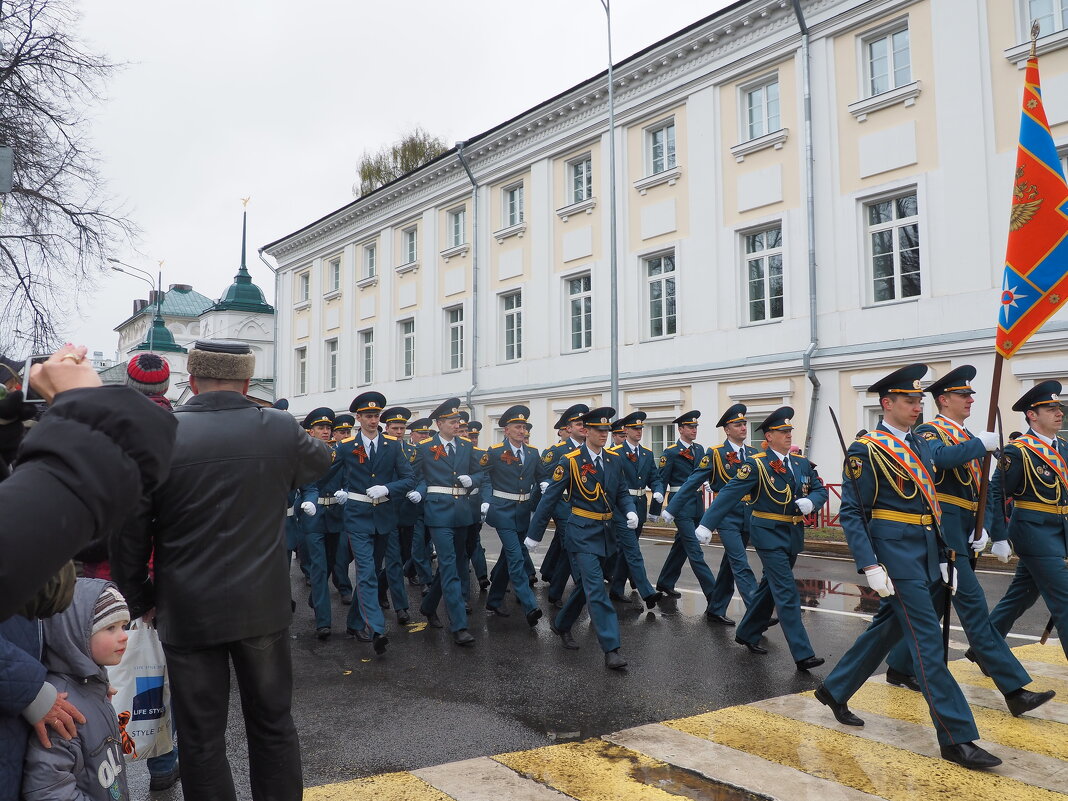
[21,579,130,801]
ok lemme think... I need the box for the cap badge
[912,379,922,390]
[368,402,377,408]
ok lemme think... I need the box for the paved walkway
[303,643,1067,800]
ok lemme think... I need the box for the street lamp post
[599,0,619,410]
[108,258,162,353]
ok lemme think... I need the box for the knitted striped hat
[92,585,129,635]
[126,353,171,395]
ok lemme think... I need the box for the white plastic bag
[107,621,173,760]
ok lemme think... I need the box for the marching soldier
[415,398,485,645]
[539,404,589,602]
[298,407,342,639]
[882,367,1053,718]
[332,413,354,441]
[611,422,627,448]
[697,407,825,668]
[815,365,1001,769]
[333,392,415,655]
[986,380,1068,663]
[656,410,710,598]
[605,411,664,609]
[482,405,547,627]
[330,413,356,603]
[465,419,491,593]
[404,418,434,589]
[526,407,639,669]
[376,406,414,624]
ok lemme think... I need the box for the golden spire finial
[241,196,251,208]
[1031,19,1041,58]
[157,259,164,270]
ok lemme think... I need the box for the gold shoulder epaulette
[341,435,356,443]
[490,442,504,449]
[382,434,398,441]
[564,448,582,458]
[607,445,621,453]
[474,446,486,452]
[752,451,766,458]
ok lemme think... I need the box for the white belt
[346,491,390,506]
[286,508,295,517]
[627,489,647,497]
[493,490,531,502]
[317,497,338,506]
[427,486,466,497]
[668,485,684,493]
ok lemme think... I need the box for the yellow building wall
[626,104,691,253]
[551,141,603,272]
[490,171,532,290]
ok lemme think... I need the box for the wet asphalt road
[128,528,1051,800]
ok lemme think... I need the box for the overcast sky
[67,0,731,356]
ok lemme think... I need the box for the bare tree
[0,0,133,354]
[354,127,449,197]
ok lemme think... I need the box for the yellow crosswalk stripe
[302,771,452,800]
[664,704,1065,801]
[1012,643,1067,668]
[948,659,1068,701]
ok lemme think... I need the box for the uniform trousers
[554,550,620,653]
[467,523,488,581]
[989,555,1068,661]
[303,529,333,629]
[655,516,717,602]
[887,555,1030,692]
[609,521,655,598]
[373,529,409,612]
[485,526,539,613]
[164,629,301,801]
[540,513,568,580]
[344,529,394,635]
[735,544,814,661]
[329,531,353,598]
[823,578,980,747]
[405,519,434,585]
[706,526,758,616]
[419,526,470,632]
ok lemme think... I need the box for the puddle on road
[632,763,774,801]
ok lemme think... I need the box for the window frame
[644,423,674,458]
[646,118,677,176]
[402,226,418,266]
[569,154,593,204]
[296,271,310,303]
[358,329,374,386]
[363,243,377,279]
[642,250,678,341]
[741,224,785,325]
[326,256,341,293]
[295,347,308,395]
[500,290,523,363]
[864,189,921,306]
[448,206,467,249]
[741,73,781,142]
[445,305,464,372]
[504,182,525,228]
[861,19,911,98]
[399,318,416,379]
[324,338,338,391]
[565,272,593,353]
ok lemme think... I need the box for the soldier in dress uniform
[881,367,1053,717]
[404,418,434,589]
[297,407,342,639]
[333,391,415,655]
[482,405,547,627]
[815,365,1002,770]
[332,413,354,441]
[697,407,826,668]
[605,411,664,609]
[539,404,589,602]
[373,407,414,624]
[611,423,627,448]
[986,380,1068,663]
[655,410,712,599]
[415,398,485,645]
[328,413,356,603]
[464,419,491,593]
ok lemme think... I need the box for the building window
[571,156,593,203]
[744,77,780,141]
[502,291,523,362]
[567,274,592,351]
[446,306,464,371]
[646,423,673,457]
[504,183,525,227]
[867,192,920,303]
[403,227,418,265]
[358,329,374,385]
[648,120,676,175]
[297,272,309,302]
[326,258,341,293]
[644,252,677,339]
[1031,0,1068,35]
[744,226,784,323]
[295,347,307,395]
[448,207,466,248]
[866,25,911,97]
[363,244,377,279]
[399,319,415,378]
[325,339,338,390]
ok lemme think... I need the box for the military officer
[882,367,1052,718]
[539,404,589,602]
[332,413,355,441]
[482,405,547,627]
[415,398,485,645]
[404,417,435,588]
[526,407,638,669]
[654,410,706,598]
[605,411,664,609]
[815,365,1001,770]
[464,419,491,593]
[297,407,342,639]
[333,391,415,655]
[611,422,627,448]
[986,380,1068,663]
[374,406,414,624]
[696,407,825,668]
[329,413,357,602]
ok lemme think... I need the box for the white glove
[652,492,664,503]
[863,565,895,597]
[300,501,316,516]
[333,489,348,504]
[702,481,712,493]
[695,525,713,545]
[991,539,1013,563]
[540,481,549,492]
[523,537,540,552]
[366,484,388,500]
[457,474,472,488]
[940,562,959,595]
[970,528,990,553]
[976,430,999,452]
[480,502,490,515]
[626,511,639,530]
[406,490,422,503]
[661,509,675,525]
[795,497,814,515]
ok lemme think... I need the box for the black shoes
[424,611,443,629]
[372,632,388,654]
[940,742,1002,769]
[705,612,735,625]
[814,684,864,726]
[605,649,628,670]
[795,656,825,672]
[767,617,779,627]
[735,636,767,655]
[340,594,352,605]
[644,591,665,610]
[609,591,630,602]
[148,764,181,791]
[315,627,330,641]
[486,604,511,617]
[550,623,579,649]
[656,584,682,599]
[1004,687,1056,717]
[886,667,922,692]
[478,577,490,592]
[380,595,390,610]
[396,610,410,625]
[452,628,475,646]
[526,608,543,628]
[964,647,991,677]
[348,628,371,643]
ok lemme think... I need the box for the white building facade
[263,0,1068,468]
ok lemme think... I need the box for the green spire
[133,313,186,353]
[214,206,275,313]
